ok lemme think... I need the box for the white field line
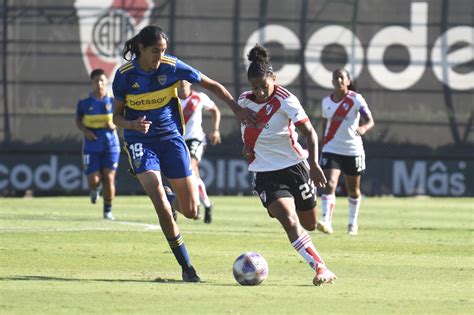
[0,220,161,233]
[114,220,161,230]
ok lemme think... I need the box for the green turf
[0,196,472,314]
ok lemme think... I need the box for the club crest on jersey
[265,104,273,116]
[157,75,167,85]
[343,103,349,110]
[105,103,112,111]
[75,0,154,78]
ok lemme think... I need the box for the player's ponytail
[122,25,169,61]
[247,44,274,79]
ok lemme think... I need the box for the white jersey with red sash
[321,90,371,156]
[238,85,309,172]
[180,90,216,142]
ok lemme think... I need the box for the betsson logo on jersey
[244,2,473,91]
[128,97,167,107]
[126,83,178,110]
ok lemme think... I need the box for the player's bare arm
[356,111,375,136]
[297,120,327,188]
[199,74,257,125]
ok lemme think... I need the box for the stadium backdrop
[0,0,472,196]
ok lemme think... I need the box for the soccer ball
[232,252,269,285]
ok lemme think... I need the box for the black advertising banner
[0,154,472,196]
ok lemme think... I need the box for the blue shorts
[83,151,120,175]
[124,137,192,179]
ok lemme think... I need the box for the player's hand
[105,120,117,130]
[241,143,255,162]
[310,164,327,188]
[210,130,221,145]
[355,126,366,136]
[132,116,152,133]
[236,107,258,127]
[84,129,97,141]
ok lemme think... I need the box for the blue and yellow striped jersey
[112,54,201,142]
[76,93,120,153]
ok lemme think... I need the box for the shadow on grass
[0,275,205,284]
[0,275,301,287]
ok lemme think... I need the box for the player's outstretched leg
[167,234,201,282]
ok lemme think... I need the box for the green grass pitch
[0,196,472,314]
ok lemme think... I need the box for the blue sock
[104,201,112,213]
[167,234,191,270]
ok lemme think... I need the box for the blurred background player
[318,68,375,236]
[239,44,336,286]
[178,80,221,223]
[75,68,120,220]
[112,25,255,282]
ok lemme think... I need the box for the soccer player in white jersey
[318,69,375,236]
[239,44,336,286]
[178,80,221,223]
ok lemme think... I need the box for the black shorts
[253,161,317,211]
[185,139,206,162]
[320,152,366,176]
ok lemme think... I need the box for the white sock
[348,196,361,226]
[291,232,325,271]
[197,178,211,208]
[321,194,336,223]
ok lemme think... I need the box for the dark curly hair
[247,44,274,80]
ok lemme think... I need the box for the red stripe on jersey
[288,120,305,157]
[294,117,309,126]
[239,91,253,101]
[243,98,282,164]
[182,91,200,124]
[276,86,290,98]
[323,96,355,145]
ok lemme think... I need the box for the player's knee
[327,178,338,189]
[180,205,199,219]
[301,221,316,231]
[281,215,299,231]
[347,188,361,198]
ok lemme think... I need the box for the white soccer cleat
[313,265,337,286]
[347,224,358,236]
[103,211,115,221]
[316,221,334,234]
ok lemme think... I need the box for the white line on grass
[0,220,161,233]
[114,220,161,230]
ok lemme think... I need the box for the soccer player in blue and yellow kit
[76,69,120,220]
[112,25,256,282]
